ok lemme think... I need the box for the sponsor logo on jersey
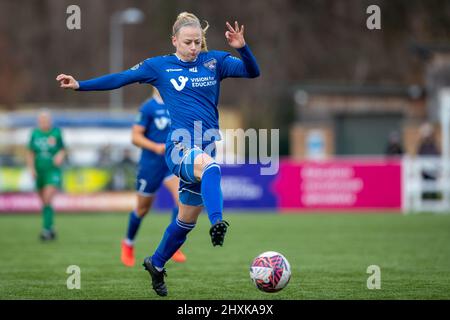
[189,67,198,73]
[191,76,217,88]
[166,68,183,72]
[155,109,167,115]
[154,117,170,130]
[36,138,49,150]
[170,76,189,91]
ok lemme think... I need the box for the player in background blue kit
[56,12,260,296]
[121,87,186,267]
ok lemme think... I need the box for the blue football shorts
[136,157,175,197]
[165,140,217,206]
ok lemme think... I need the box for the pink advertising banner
[272,158,402,212]
[0,192,135,213]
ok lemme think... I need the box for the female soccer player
[26,110,66,241]
[56,12,260,296]
[121,87,186,267]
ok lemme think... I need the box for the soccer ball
[249,251,291,293]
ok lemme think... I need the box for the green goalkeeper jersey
[28,127,65,171]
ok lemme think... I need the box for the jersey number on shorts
[138,179,147,193]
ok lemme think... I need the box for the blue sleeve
[135,104,152,128]
[219,45,260,80]
[77,59,158,91]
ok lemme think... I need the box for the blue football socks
[201,163,223,225]
[151,218,195,268]
[171,206,179,223]
[125,210,142,243]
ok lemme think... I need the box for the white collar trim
[174,53,197,63]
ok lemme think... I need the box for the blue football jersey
[135,97,171,164]
[77,45,260,147]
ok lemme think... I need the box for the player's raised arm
[221,21,260,79]
[56,60,157,91]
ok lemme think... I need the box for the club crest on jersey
[170,76,189,91]
[203,58,217,72]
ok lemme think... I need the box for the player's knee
[177,213,200,225]
[42,190,55,205]
[177,203,202,223]
[201,162,221,180]
[193,153,214,179]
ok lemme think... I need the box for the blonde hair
[172,12,209,51]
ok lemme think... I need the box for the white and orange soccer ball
[249,251,291,293]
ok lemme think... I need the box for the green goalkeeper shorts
[36,169,62,190]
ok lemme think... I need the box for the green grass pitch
[0,212,449,300]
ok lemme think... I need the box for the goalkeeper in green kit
[26,110,66,241]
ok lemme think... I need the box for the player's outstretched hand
[56,74,79,90]
[225,21,246,49]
